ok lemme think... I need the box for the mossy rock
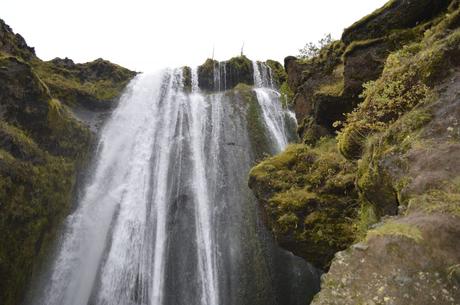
[265,59,287,88]
[197,58,218,91]
[182,66,192,92]
[337,124,371,160]
[297,117,330,146]
[0,122,84,305]
[226,55,254,89]
[338,22,460,161]
[0,19,36,60]
[342,0,453,44]
[31,57,136,110]
[249,139,359,270]
[0,18,133,305]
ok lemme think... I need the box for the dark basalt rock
[225,55,254,89]
[197,58,219,91]
[284,56,307,90]
[266,59,287,87]
[342,0,453,44]
[182,66,192,92]
[342,39,391,98]
[197,56,255,92]
[0,57,50,140]
[0,19,36,60]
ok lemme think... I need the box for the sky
[3,0,388,71]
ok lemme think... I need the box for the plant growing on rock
[298,34,333,59]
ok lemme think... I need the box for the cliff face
[0,19,135,305]
[249,0,460,304]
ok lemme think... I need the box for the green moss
[265,59,287,88]
[342,37,387,59]
[249,139,359,269]
[366,221,423,243]
[355,202,378,240]
[227,55,252,71]
[246,100,272,161]
[31,58,136,109]
[279,81,294,107]
[297,118,330,146]
[0,20,134,305]
[337,25,460,161]
[0,19,36,60]
[46,98,92,159]
[315,78,344,97]
[356,137,399,217]
[270,188,318,212]
[408,188,460,217]
[0,122,79,305]
[297,40,345,78]
[343,0,399,41]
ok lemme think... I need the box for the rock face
[249,1,460,304]
[33,57,136,110]
[285,0,457,145]
[0,19,35,60]
[341,0,453,44]
[249,140,358,270]
[197,56,285,92]
[198,56,254,91]
[0,18,135,305]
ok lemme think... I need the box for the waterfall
[252,61,296,152]
[212,62,227,92]
[29,64,318,305]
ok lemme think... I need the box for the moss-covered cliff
[249,1,460,304]
[0,18,135,305]
[196,55,286,92]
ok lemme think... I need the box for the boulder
[249,140,359,270]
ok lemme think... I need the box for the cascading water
[28,61,319,305]
[252,61,296,152]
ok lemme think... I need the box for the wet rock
[197,56,255,92]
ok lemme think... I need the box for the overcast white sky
[3,0,388,71]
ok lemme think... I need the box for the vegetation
[31,58,136,109]
[298,34,333,59]
[279,81,294,107]
[0,18,135,305]
[249,139,359,270]
[250,7,460,303]
[338,23,460,160]
[366,221,423,243]
[266,59,287,88]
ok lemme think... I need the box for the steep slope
[0,19,135,305]
[249,0,460,304]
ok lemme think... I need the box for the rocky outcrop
[32,57,136,110]
[342,0,453,44]
[0,18,135,305]
[198,56,254,91]
[0,19,35,60]
[285,0,457,145]
[197,56,284,92]
[313,213,460,305]
[249,140,358,270]
[250,1,460,304]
